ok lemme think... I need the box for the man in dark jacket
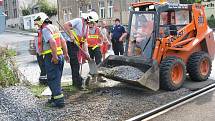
[110,18,127,55]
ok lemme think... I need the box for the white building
[4,0,57,29]
[23,12,40,30]
[23,12,57,30]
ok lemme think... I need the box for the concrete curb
[5,29,37,36]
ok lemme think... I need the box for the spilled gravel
[0,84,191,121]
[60,85,191,121]
[0,86,68,121]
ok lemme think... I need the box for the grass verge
[0,47,19,88]
[30,82,78,97]
[30,84,47,97]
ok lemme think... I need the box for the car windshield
[128,13,154,59]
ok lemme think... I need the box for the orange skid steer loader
[96,2,215,91]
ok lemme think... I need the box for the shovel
[56,21,98,75]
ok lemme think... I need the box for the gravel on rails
[59,84,191,121]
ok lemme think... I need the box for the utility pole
[120,0,123,24]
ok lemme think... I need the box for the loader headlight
[149,5,155,10]
[134,7,139,11]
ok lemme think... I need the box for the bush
[38,0,57,17]
[207,15,215,28]
[0,47,19,88]
[22,8,31,16]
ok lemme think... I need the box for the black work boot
[46,98,65,108]
[46,97,54,104]
[39,75,48,85]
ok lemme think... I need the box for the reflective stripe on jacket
[70,30,86,46]
[86,27,100,49]
[38,25,63,55]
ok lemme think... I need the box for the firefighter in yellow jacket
[63,12,99,90]
[34,13,69,108]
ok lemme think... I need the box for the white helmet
[34,12,49,26]
[81,13,90,20]
[88,11,99,22]
[81,11,99,22]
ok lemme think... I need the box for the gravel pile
[99,66,144,81]
[0,86,71,121]
[0,84,191,121]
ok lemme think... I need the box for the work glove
[64,54,70,63]
[51,55,59,64]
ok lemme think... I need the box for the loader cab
[127,2,159,58]
[127,2,192,59]
[128,11,155,59]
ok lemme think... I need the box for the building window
[69,8,72,15]
[13,9,17,18]
[63,9,68,21]
[79,7,83,17]
[108,0,113,18]
[4,0,8,9]
[12,0,16,7]
[88,4,92,12]
[99,1,105,18]
[67,8,71,20]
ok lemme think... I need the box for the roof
[131,2,161,7]
[23,12,46,19]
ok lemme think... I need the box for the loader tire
[160,56,186,91]
[187,51,212,82]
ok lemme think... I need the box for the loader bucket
[98,55,160,91]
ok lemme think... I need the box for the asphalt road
[0,32,113,85]
[150,90,215,121]
[0,32,72,84]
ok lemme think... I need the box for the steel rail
[127,83,215,121]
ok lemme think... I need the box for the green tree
[180,0,201,4]
[22,9,30,16]
[21,7,31,16]
[207,14,215,28]
[37,0,57,17]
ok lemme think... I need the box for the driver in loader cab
[134,19,154,58]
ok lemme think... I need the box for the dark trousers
[66,41,83,88]
[88,47,102,65]
[36,53,46,77]
[36,53,47,85]
[112,40,124,55]
[44,54,64,100]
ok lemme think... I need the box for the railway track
[127,83,215,121]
